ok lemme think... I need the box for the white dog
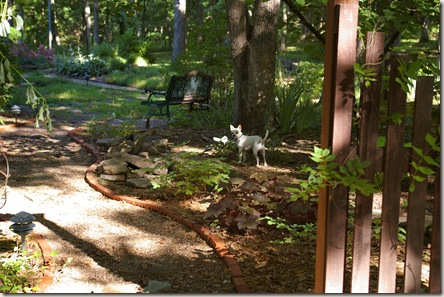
[230,124,269,167]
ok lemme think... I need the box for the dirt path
[0,118,234,293]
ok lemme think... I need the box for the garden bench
[141,70,214,128]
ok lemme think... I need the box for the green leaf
[412,146,424,157]
[423,155,439,167]
[321,148,331,157]
[424,133,441,152]
[324,154,336,163]
[0,62,4,84]
[395,77,410,93]
[356,167,366,175]
[377,136,386,148]
[390,113,404,125]
[26,86,38,106]
[412,175,426,182]
[417,166,435,176]
[310,156,323,163]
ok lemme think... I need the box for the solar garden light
[10,211,36,251]
[10,105,21,123]
[84,73,90,86]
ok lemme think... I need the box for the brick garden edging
[0,121,56,292]
[31,233,56,292]
[67,127,250,293]
[0,214,55,293]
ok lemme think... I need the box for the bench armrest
[144,88,166,96]
[144,88,168,104]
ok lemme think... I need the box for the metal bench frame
[142,70,214,128]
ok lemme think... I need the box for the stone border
[0,215,55,293]
[67,127,250,293]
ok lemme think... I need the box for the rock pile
[95,130,173,189]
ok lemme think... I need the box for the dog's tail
[263,129,269,142]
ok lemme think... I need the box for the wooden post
[351,31,384,293]
[403,76,434,292]
[429,170,441,293]
[377,55,408,293]
[314,1,358,293]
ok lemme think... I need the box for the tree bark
[196,0,203,43]
[226,0,280,134]
[84,0,92,53]
[93,0,99,46]
[172,0,187,63]
[280,3,287,52]
[51,0,60,46]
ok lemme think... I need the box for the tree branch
[281,0,325,45]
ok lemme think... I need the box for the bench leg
[146,106,153,128]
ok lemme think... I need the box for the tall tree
[84,0,91,53]
[93,0,99,45]
[226,0,281,134]
[172,0,186,63]
[51,0,60,46]
[280,3,287,52]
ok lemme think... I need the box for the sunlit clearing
[171,146,203,154]
[134,57,149,67]
[57,91,76,100]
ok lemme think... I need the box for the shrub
[0,247,42,293]
[204,172,317,234]
[167,153,231,196]
[54,52,107,77]
[293,61,324,101]
[107,57,127,72]
[273,83,303,134]
[86,119,136,140]
[10,43,55,68]
[270,83,321,135]
[92,43,117,59]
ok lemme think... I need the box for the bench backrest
[166,70,214,103]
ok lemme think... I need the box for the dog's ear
[230,124,235,130]
[238,124,242,130]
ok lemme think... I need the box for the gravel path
[0,120,234,293]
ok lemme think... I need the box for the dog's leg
[261,149,268,167]
[253,148,260,166]
[242,150,247,163]
[238,149,243,163]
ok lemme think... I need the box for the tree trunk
[196,0,203,43]
[226,0,280,134]
[280,3,287,52]
[420,18,429,43]
[84,0,92,53]
[51,0,60,46]
[93,0,99,46]
[172,0,187,63]
[141,0,147,35]
[103,1,110,41]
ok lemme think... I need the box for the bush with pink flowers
[10,43,55,69]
